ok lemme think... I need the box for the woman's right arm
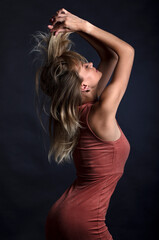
[83,21,134,56]
[82,21,135,117]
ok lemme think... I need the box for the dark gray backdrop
[0,0,158,239]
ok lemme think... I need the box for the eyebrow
[80,61,88,68]
[81,62,87,66]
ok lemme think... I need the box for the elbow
[127,45,135,55]
[117,45,135,58]
[123,45,135,59]
[129,46,135,61]
[118,45,135,62]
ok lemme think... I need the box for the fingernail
[49,18,54,23]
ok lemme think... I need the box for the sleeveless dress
[45,101,131,240]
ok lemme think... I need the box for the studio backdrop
[0,0,158,239]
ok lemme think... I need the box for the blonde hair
[31,31,88,164]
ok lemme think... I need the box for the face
[78,62,102,89]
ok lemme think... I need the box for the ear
[81,83,91,92]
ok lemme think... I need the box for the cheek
[96,71,101,79]
[98,71,102,79]
[92,75,99,85]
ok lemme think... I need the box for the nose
[89,62,93,68]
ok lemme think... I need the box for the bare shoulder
[88,101,121,142]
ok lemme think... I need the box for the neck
[81,90,98,104]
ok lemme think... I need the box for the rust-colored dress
[45,101,131,240]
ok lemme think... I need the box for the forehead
[78,61,88,72]
[79,60,89,67]
[74,60,86,72]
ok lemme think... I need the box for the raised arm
[48,8,135,117]
[82,21,135,116]
[49,9,118,97]
[76,30,119,97]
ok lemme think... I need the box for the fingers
[49,21,69,34]
[48,25,53,29]
[54,28,70,36]
[55,8,68,18]
[48,14,66,30]
[48,8,69,34]
[48,15,67,33]
[49,15,63,25]
[49,17,55,23]
[50,8,68,23]
[58,8,68,14]
[51,26,70,36]
[53,16,66,25]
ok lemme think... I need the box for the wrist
[83,20,94,34]
[78,20,94,34]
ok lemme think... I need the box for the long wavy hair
[31,31,88,164]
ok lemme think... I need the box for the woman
[34,7,134,240]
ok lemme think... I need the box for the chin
[98,71,103,78]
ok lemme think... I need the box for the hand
[48,8,86,36]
